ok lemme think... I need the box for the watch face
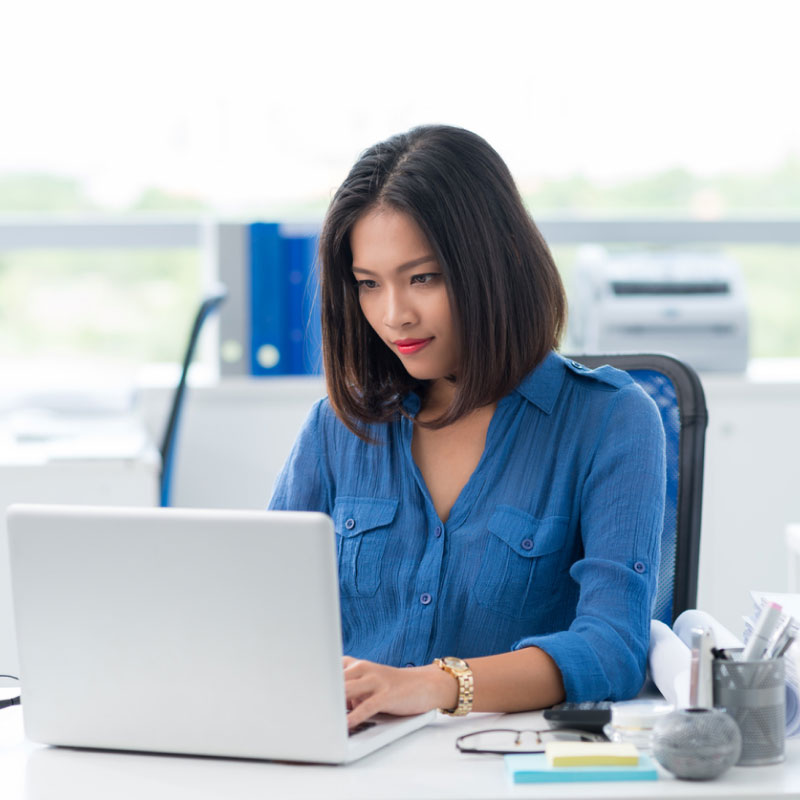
[444,656,468,670]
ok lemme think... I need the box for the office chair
[566,353,708,625]
[159,286,228,507]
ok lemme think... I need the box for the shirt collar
[401,350,565,417]
[514,351,566,415]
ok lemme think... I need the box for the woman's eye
[411,273,440,285]
[356,279,378,289]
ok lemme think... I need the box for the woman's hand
[342,656,457,729]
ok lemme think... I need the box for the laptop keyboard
[348,720,377,737]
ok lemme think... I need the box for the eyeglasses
[0,674,20,712]
[0,695,20,710]
[456,727,606,755]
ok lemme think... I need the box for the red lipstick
[394,338,433,355]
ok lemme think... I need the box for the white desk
[1,706,800,800]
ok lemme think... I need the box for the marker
[742,601,783,661]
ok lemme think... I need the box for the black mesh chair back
[567,353,708,624]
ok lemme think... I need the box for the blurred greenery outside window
[1,165,799,383]
[0,248,202,384]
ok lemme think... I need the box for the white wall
[698,377,800,631]
[138,377,326,511]
[138,373,800,636]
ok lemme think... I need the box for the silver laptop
[7,504,434,763]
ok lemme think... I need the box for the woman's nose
[383,288,415,329]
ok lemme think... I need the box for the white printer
[567,246,749,372]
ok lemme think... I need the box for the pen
[765,616,794,659]
[775,635,796,660]
[742,601,783,661]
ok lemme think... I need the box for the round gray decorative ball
[651,708,742,780]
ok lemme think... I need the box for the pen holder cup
[712,656,785,766]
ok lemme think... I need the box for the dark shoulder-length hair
[319,124,566,438]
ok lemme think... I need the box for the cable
[0,674,19,680]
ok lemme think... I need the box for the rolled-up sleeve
[513,383,666,701]
[268,399,332,514]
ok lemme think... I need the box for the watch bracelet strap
[435,658,474,716]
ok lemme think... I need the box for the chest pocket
[474,506,569,619]
[332,497,399,598]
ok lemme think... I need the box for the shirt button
[634,561,646,574]
[420,592,432,605]
[405,662,415,668]
[344,518,355,530]
[521,538,534,551]
[434,525,442,538]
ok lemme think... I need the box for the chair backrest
[159,287,227,507]
[566,353,708,624]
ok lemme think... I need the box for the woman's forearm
[429,647,565,713]
[343,648,566,729]
[469,647,565,711]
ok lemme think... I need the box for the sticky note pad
[545,741,639,767]
[506,752,658,784]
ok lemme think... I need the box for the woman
[269,125,666,730]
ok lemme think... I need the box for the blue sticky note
[505,752,659,783]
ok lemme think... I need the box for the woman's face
[350,207,458,383]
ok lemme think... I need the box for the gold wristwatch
[434,656,474,716]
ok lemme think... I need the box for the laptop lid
[8,504,361,763]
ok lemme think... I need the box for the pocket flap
[487,506,567,557]
[332,496,399,538]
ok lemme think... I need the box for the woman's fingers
[344,674,376,697]
[341,658,443,727]
[346,693,383,729]
[342,657,371,679]
[343,660,389,728]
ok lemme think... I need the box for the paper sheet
[748,592,800,737]
[673,609,743,651]
[648,620,691,708]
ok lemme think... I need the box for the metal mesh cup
[712,656,785,766]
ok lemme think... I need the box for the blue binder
[249,223,286,376]
[283,234,322,375]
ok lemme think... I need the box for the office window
[0,248,201,388]
[2,0,798,382]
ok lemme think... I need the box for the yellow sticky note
[545,741,639,767]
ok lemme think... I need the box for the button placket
[403,514,446,665]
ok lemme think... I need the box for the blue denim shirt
[268,351,666,701]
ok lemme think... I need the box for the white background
[2,0,798,210]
